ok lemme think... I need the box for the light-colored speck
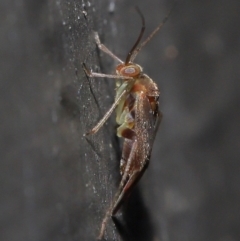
[108,1,115,13]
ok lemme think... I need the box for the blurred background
[1,0,239,241]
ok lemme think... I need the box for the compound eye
[120,65,140,77]
[116,64,141,77]
[124,67,136,75]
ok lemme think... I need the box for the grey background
[1,0,239,241]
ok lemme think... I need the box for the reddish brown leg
[97,141,138,239]
[83,63,133,80]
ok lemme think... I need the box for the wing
[111,92,161,215]
[134,91,160,167]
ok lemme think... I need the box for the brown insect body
[82,6,173,239]
[113,63,160,215]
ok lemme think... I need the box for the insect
[83,6,173,240]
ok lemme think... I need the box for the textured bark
[1,0,240,241]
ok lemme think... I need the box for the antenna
[125,6,145,64]
[130,3,176,62]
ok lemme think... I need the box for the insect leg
[111,140,138,215]
[82,63,133,80]
[94,32,124,64]
[97,205,112,240]
[98,140,138,240]
[84,89,126,136]
[151,110,162,142]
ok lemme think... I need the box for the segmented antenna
[125,6,145,64]
[130,3,176,62]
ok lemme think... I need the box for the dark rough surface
[1,0,240,241]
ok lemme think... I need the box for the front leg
[94,32,123,64]
[82,63,133,80]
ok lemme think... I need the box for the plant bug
[83,6,174,240]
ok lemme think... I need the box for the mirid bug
[83,6,173,240]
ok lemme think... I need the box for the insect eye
[121,65,140,77]
[124,67,136,74]
[116,64,141,77]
